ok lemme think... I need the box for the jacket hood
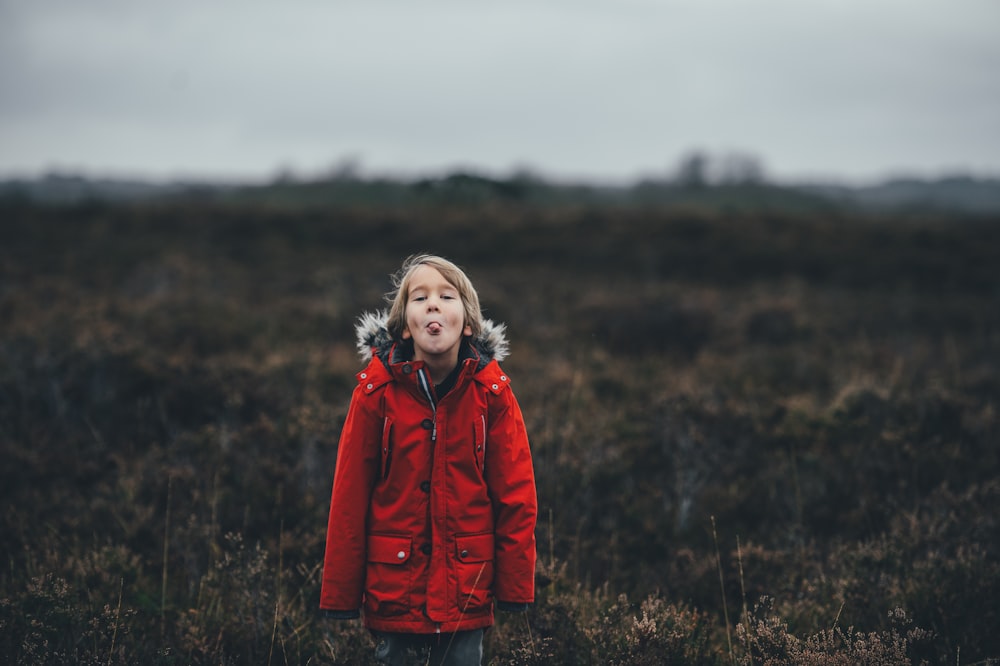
[355,309,510,369]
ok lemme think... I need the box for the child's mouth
[426,322,442,334]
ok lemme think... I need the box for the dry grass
[1,195,998,663]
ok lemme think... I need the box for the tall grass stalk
[712,516,734,664]
[441,562,487,663]
[161,475,172,640]
[737,536,749,625]
[548,507,555,569]
[737,536,751,666]
[267,519,283,666]
[107,576,123,666]
[831,601,845,633]
[788,443,805,563]
[522,611,537,660]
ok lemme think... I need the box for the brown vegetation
[1,192,997,664]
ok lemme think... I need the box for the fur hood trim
[355,309,509,367]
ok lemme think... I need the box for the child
[321,254,537,665]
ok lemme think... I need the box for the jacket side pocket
[455,532,495,612]
[365,533,412,617]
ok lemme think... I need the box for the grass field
[1,187,998,664]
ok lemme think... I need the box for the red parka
[320,311,537,633]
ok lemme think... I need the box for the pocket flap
[368,533,411,564]
[455,533,494,563]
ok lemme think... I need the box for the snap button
[460,549,469,558]
[420,481,431,493]
[500,375,507,381]
[366,383,374,390]
[360,372,367,379]
[420,544,432,555]
[402,364,413,374]
[397,550,406,560]
[491,384,499,390]
[421,418,434,430]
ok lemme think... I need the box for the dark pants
[373,629,484,666]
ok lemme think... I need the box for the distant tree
[673,150,767,187]
[324,155,363,182]
[676,151,709,188]
[270,164,299,185]
[717,152,767,185]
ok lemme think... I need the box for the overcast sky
[2,0,999,185]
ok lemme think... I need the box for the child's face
[401,264,472,366]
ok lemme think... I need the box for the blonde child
[321,254,537,665]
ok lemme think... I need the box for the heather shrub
[172,533,275,663]
[2,197,998,663]
[737,599,933,666]
[0,574,133,666]
[833,480,1000,663]
[589,594,714,665]
[489,558,597,664]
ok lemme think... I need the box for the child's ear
[402,327,412,340]
[463,324,472,337]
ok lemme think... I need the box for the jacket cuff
[497,601,530,613]
[322,609,360,620]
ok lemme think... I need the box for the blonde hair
[385,254,483,340]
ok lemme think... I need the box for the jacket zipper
[416,368,437,441]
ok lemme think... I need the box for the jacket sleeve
[319,383,381,611]
[484,385,537,605]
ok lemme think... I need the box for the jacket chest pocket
[365,533,412,617]
[455,532,495,612]
[472,414,487,473]
[380,418,393,480]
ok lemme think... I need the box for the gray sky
[2,0,999,184]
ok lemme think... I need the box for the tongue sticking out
[427,322,442,334]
